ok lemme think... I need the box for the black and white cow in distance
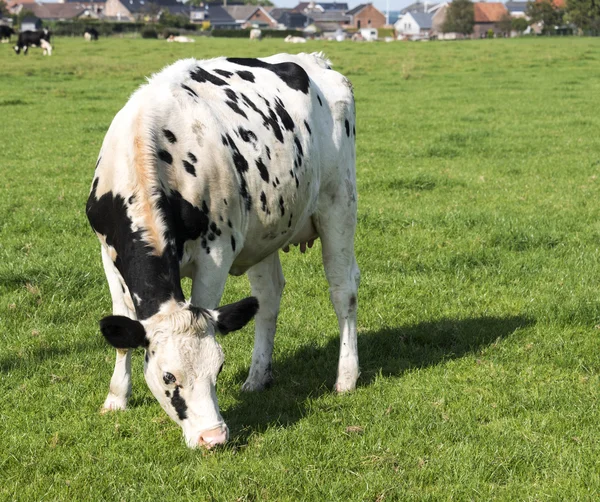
[86,52,359,449]
[84,27,99,41]
[0,25,15,43]
[14,29,52,55]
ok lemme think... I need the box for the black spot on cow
[128,194,135,205]
[237,70,255,83]
[272,181,277,188]
[188,152,197,163]
[227,219,232,228]
[208,233,215,241]
[95,156,102,170]
[317,95,323,106]
[349,295,357,308]
[202,200,209,214]
[221,135,228,146]
[241,93,283,143]
[163,129,177,144]
[158,150,173,165]
[225,88,238,103]
[183,160,196,177]
[294,136,303,157]
[345,119,350,137]
[145,353,149,363]
[289,170,294,178]
[295,175,299,188]
[210,222,221,236]
[266,146,271,160]
[260,191,267,212]
[255,157,269,183]
[304,120,312,135]
[275,177,280,186]
[165,390,170,397]
[279,196,285,216]
[274,97,295,132]
[353,125,356,136]
[206,246,211,254]
[231,236,236,252]
[190,67,228,87]
[224,134,252,211]
[86,184,184,320]
[238,127,257,144]
[226,100,248,120]
[181,84,198,98]
[214,69,233,78]
[288,213,293,228]
[171,386,188,420]
[224,199,228,206]
[227,58,310,94]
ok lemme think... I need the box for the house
[20,14,42,31]
[204,4,237,28]
[399,2,446,15]
[224,5,277,28]
[394,11,433,39]
[272,9,312,29]
[293,2,349,13]
[104,0,185,22]
[66,0,106,16]
[25,2,100,21]
[505,1,528,18]
[345,3,385,29]
[473,2,509,37]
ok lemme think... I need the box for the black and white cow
[0,25,15,43]
[86,52,359,449]
[84,27,99,41]
[14,29,52,55]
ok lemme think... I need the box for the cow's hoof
[241,375,273,392]
[101,394,127,413]
[335,373,359,393]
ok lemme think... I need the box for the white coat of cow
[86,52,359,449]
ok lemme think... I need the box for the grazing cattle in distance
[249,29,262,40]
[86,52,359,449]
[84,27,99,41]
[0,25,15,43]
[284,35,307,43]
[167,35,195,43]
[14,29,52,55]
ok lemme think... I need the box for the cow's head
[99,297,259,448]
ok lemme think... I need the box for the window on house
[357,20,361,28]
[368,19,371,25]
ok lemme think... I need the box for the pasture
[2,36,600,500]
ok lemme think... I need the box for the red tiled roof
[536,0,565,8]
[474,2,508,23]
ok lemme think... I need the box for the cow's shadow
[225,315,533,444]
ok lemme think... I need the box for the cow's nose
[198,425,228,449]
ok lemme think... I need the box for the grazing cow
[249,29,262,40]
[14,29,51,55]
[0,25,15,43]
[84,27,99,41]
[167,35,195,43]
[86,52,359,449]
[284,35,307,43]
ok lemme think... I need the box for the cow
[0,25,15,43]
[249,29,262,40]
[84,27,99,41]
[14,29,52,55]
[166,35,195,43]
[86,52,359,449]
[284,35,307,44]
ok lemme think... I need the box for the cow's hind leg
[100,246,135,412]
[315,180,360,392]
[243,252,285,391]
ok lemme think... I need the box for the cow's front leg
[243,252,285,391]
[100,246,135,412]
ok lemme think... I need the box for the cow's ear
[99,315,148,349]
[212,297,259,335]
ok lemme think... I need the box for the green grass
[2,36,600,500]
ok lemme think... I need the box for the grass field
[2,36,600,500]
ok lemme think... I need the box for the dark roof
[293,2,348,12]
[408,11,432,28]
[206,4,236,25]
[346,3,368,16]
[276,11,311,27]
[269,7,291,19]
[505,1,527,12]
[309,11,350,22]
[118,0,183,14]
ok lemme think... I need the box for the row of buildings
[4,0,547,39]
[5,0,387,33]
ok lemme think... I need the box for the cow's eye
[163,372,176,385]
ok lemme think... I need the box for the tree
[525,0,564,34]
[565,0,600,34]
[442,0,475,35]
[512,16,530,33]
[0,0,9,17]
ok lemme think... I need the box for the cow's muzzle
[198,423,228,449]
